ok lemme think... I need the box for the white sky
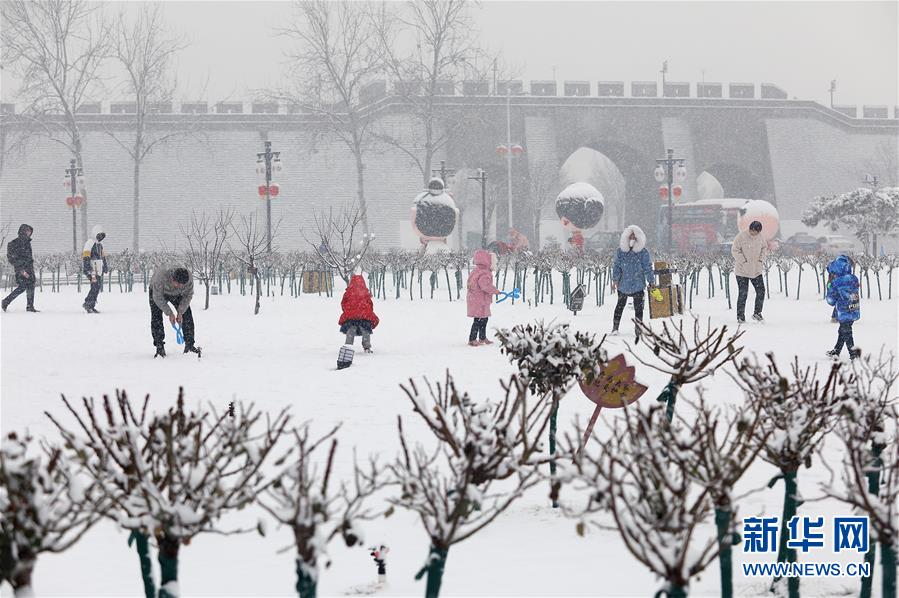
[2,0,897,108]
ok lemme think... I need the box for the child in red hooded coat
[339,274,380,354]
[466,249,500,346]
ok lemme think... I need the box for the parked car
[817,234,856,254]
[782,233,823,256]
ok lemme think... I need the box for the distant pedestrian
[81,225,108,313]
[339,274,379,357]
[466,249,500,346]
[1,224,38,313]
[825,255,861,360]
[826,254,854,323]
[611,225,654,342]
[149,265,198,358]
[731,220,768,323]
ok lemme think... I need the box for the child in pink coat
[466,249,500,346]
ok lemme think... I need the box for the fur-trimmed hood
[619,225,647,253]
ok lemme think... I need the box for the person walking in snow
[149,265,198,358]
[611,225,654,341]
[826,254,854,323]
[339,274,380,355]
[2,224,38,313]
[825,255,861,360]
[81,225,108,314]
[466,249,501,346]
[731,220,768,323]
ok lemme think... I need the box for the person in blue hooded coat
[825,254,854,323]
[825,255,861,360]
[611,225,654,340]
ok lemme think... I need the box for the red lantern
[74,195,84,207]
[673,185,683,199]
[66,196,75,207]
[496,144,509,156]
[269,183,280,197]
[258,185,267,197]
[511,144,524,156]
[658,186,669,199]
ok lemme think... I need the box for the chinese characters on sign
[742,516,869,554]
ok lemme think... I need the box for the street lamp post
[497,89,524,235]
[468,168,488,248]
[64,159,85,255]
[654,148,686,253]
[828,80,837,108]
[431,159,456,185]
[256,140,281,253]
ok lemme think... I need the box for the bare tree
[369,0,488,185]
[557,405,721,598]
[1,0,109,245]
[46,389,290,598]
[276,0,382,235]
[305,203,373,285]
[259,423,384,598]
[628,317,744,421]
[230,212,279,315]
[181,208,234,310]
[528,160,560,248]
[108,4,195,253]
[731,354,841,598]
[390,374,552,598]
[0,431,103,596]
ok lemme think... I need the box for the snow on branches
[259,423,384,598]
[390,374,552,597]
[496,320,607,400]
[46,388,290,598]
[1,432,103,595]
[802,187,899,252]
[557,405,721,598]
[629,317,744,421]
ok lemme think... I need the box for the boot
[363,347,373,354]
[849,347,861,360]
[1,300,7,312]
[184,344,202,358]
[752,313,764,322]
[337,360,352,370]
[609,328,620,336]
[825,349,839,360]
[479,338,494,345]
[26,306,39,313]
[468,340,480,347]
[154,345,166,358]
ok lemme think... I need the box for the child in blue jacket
[825,255,861,360]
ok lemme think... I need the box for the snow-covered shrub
[1,431,102,596]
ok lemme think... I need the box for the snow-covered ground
[1,272,897,597]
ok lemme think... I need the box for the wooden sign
[578,353,649,449]
[569,284,586,315]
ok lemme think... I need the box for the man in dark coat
[2,224,38,312]
[149,265,199,358]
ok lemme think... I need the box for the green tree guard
[656,380,681,422]
[882,541,896,598]
[128,531,155,598]
[771,471,800,598]
[715,507,741,598]
[549,401,560,508]
[860,442,884,598]
[415,545,448,598]
[295,560,317,598]
[653,583,688,598]
[157,534,179,598]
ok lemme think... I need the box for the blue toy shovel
[172,323,185,345]
[496,288,521,303]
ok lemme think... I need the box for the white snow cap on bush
[557,182,604,205]
[414,190,457,209]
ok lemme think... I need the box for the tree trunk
[295,559,317,598]
[658,379,681,422]
[861,443,884,598]
[129,530,156,598]
[205,279,211,310]
[549,399,560,508]
[157,534,180,598]
[715,506,735,598]
[882,540,896,598]
[254,271,262,315]
[353,148,370,237]
[417,545,448,598]
[74,140,88,247]
[133,146,141,253]
[11,558,34,597]
[773,470,800,598]
[654,583,688,598]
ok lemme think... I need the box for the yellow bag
[650,288,664,302]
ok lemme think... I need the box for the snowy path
[1,278,896,597]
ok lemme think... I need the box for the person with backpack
[825,255,861,360]
[1,224,38,313]
[81,225,108,313]
[611,225,654,341]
